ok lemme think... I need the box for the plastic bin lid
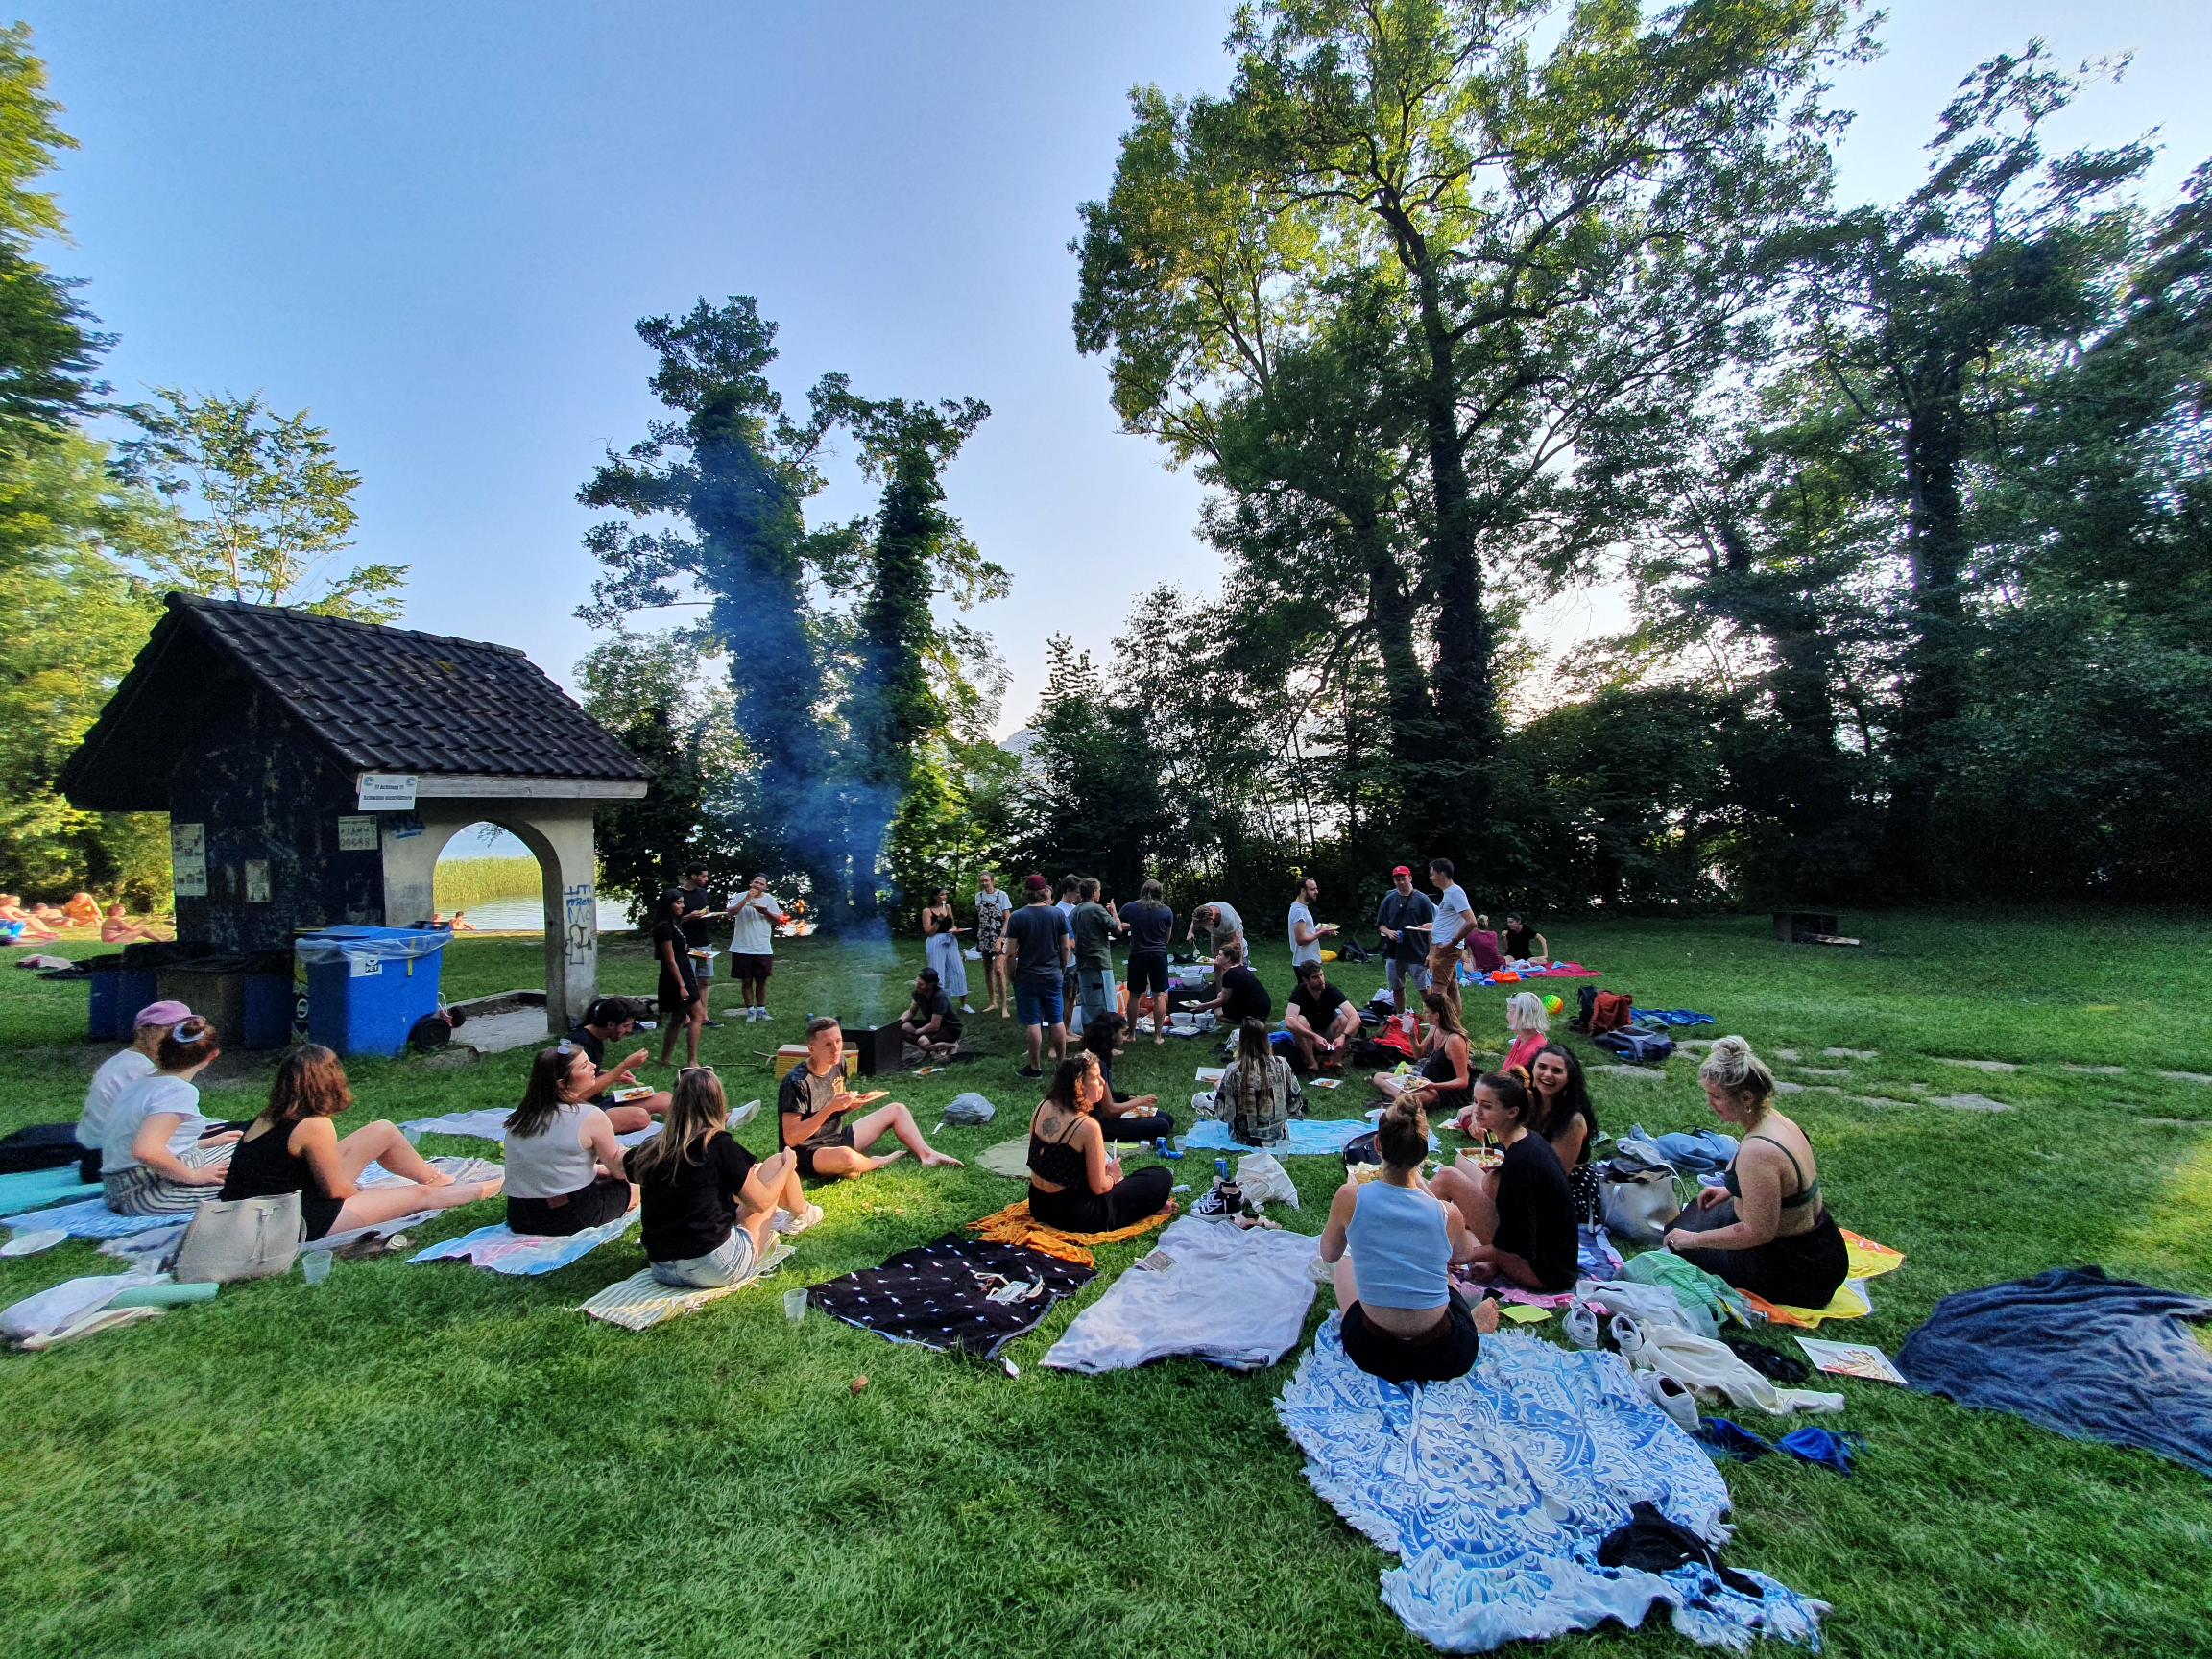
[295,926,450,966]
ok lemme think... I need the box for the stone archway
[377,800,604,1034]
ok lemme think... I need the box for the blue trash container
[85,954,129,1042]
[294,926,448,1058]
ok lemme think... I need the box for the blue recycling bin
[85,955,130,1042]
[295,926,447,1058]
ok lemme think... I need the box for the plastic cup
[301,1251,332,1286]
[782,1286,808,1324]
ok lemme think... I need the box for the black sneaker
[701,1018,725,1028]
[1191,1180,1237,1221]
[1016,1066,1044,1080]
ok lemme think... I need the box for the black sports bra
[1028,1111,1089,1188]
[1723,1134,1821,1211]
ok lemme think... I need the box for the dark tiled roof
[60,594,652,810]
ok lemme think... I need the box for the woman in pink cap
[74,1000,193,1182]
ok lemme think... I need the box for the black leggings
[506,1175,634,1237]
[1097,1112,1176,1144]
[1028,1165,1174,1233]
[1672,1199,1849,1310]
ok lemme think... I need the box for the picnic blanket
[4,1155,498,1244]
[1277,1325,1827,1652]
[1182,1118,1383,1157]
[411,1213,638,1276]
[400,1108,510,1143]
[965,1198,1173,1266]
[1738,1231,1904,1328]
[1043,1214,1320,1374]
[808,1233,1093,1360]
[0,1164,100,1217]
[1461,963,1602,987]
[579,1240,794,1331]
[1897,1265,2212,1477]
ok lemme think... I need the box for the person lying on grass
[565,998,667,1130]
[99,1017,240,1214]
[627,1065,816,1289]
[1078,1012,1175,1143]
[1025,1051,1174,1234]
[221,1045,501,1239]
[1661,1036,1848,1310]
[779,1017,962,1179]
[1428,1070,1578,1293]
[502,1046,639,1236]
[1320,1095,1499,1384]
[1374,991,1473,1124]
[1285,958,1362,1071]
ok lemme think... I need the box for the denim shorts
[1015,979,1065,1027]
[649,1226,757,1289]
[1386,957,1432,996]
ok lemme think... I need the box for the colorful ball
[1543,994,1564,1017]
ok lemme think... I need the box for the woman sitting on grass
[627,1065,815,1288]
[1662,1036,1848,1310]
[220,1045,501,1238]
[1210,1017,1305,1147]
[1529,1043,1600,1220]
[1079,1013,1175,1144]
[502,1046,639,1236]
[1428,1070,1578,1293]
[1502,991,1549,1075]
[1376,991,1472,1125]
[1027,1052,1174,1233]
[100,1017,239,1214]
[1319,1095,1498,1383]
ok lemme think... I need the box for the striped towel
[579,1240,795,1331]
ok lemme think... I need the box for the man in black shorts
[898,967,962,1057]
[779,1017,963,1179]
[1118,878,1175,1046]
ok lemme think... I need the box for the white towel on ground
[1043,1214,1320,1373]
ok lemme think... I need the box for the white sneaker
[1638,1369,1699,1431]
[774,1202,825,1236]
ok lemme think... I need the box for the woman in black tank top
[218,1046,503,1240]
[1026,1053,1172,1234]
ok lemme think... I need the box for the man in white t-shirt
[1186,901,1245,961]
[75,998,193,1178]
[1428,857,1475,1015]
[727,874,789,1024]
[1286,877,1336,969]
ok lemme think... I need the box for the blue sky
[30,1,2212,736]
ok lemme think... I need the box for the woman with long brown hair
[627,1066,812,1287]
[219,1045,501,1238]
[503,1045,637,1236]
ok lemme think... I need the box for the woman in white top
[101,1017,239,1214]
[503,1045,638,1236]
[76,998,192,1180]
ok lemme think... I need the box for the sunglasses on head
[679,1064,718,1077]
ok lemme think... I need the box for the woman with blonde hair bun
[1661,1036,1848,1309]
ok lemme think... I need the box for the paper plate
[0,1228,69,1257]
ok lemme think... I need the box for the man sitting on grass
[1285,959,1361,1071]
[780,1017,963,1179]
[898,967,963,1059]
[565,997,671,1133]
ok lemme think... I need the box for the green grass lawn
[3,909,2210,1659]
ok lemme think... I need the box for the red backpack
[1590,991,1635,1034]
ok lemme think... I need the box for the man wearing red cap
[1375,865,1436,1018]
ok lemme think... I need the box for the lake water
[458,895,637,934]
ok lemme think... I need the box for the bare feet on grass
[1473,1297,1501,1334]
[862,1150,908,1172]
[918,1149,964,1168]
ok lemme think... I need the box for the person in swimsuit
[1428,1070,1578,1293]
[219,1046,500,1239]
[1528,1042,1600,1221]
[779,1017,962,1179]
[1319,1095,1499,1383]
[1025,1051,1173,1233]
[1662,1036,1848,1309]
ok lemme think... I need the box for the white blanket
[1043,1214,1320,1373]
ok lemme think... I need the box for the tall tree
[119,388,402,620]
[1794,44,2155,891]
[579,297,846,875]
[0,23,103,455]
[1077,0,1859,860]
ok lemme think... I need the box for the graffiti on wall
[564,882,596,967]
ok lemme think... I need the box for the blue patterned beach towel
[1277,1325,1827,1652]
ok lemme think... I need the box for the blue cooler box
[295,926,447,1058]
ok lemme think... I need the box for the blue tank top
[1347,1180,1451,1310]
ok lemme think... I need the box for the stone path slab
[1933,1093,2012,1113]
[1593,1065,1667,1083]
[2062,1064,2126,1076]
[2157,1071,2212,1086]
[1932,1056,2019,1074]
[1824,1046,1879,1060]
[1796,1067,1852,1078]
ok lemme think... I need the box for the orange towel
[966,1199,1176,1266]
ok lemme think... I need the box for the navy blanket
[1898,1266,2212,1477]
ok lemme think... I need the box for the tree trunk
[1883,390,1971,895]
